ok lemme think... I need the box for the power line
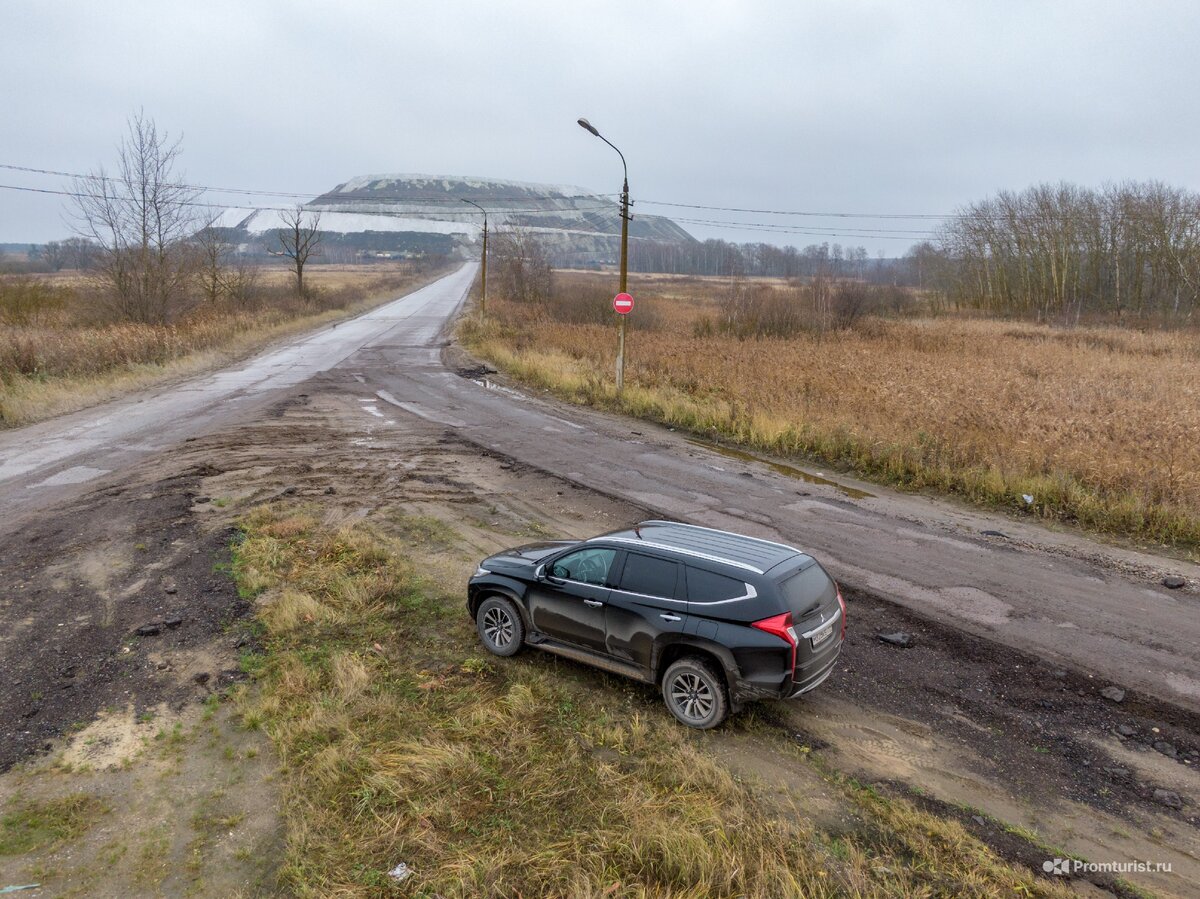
[669,215,939,237]
[636,198,953,220]
[9,159,1184,230]
[670,217,933,241]
[0,182,616,218]
[7,160,946,220]
[0,182,1052,245]
[0,162,618,205]
[12,160,1159,245]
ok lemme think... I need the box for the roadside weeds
[457,292,1200,555]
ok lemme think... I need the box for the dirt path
[3,379,1195,895]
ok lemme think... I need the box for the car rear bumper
[786,639,843,698]
[727,637,843,703]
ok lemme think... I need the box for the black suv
[467,520,845,728]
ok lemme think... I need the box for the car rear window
[777,562,836,618]
[685,566,746,603]
[619,553,679,599]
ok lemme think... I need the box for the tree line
[626,237,886,281]
[913,181,1200,323]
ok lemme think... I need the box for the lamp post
[461,198,487,320]
[577,117,631,392]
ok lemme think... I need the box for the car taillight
[752,611,798,671]
[836,586,846,640]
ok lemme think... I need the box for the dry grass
[0,264,444,428]
[463,272,1200,551]
[230,504,1072,897]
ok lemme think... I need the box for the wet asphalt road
[0,264,474,527]
[4,262,1200,716]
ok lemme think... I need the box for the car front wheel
[662,657,728,729]
[476,596,525,657]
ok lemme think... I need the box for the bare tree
[41,241,66,271]
[69,111,201,323]
[274,206,322,294]
[60,237,99,271]
[195,217,233,304]
[492,226,552,304]
[224,253,262,307]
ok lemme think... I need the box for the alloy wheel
[482,606,514,648]
[669,671,715,721]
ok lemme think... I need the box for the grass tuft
[0,794,108,855]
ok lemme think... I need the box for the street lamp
[577,117,631,392]
[461,198,488,320]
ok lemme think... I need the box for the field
[0,263,444,428]
[462,271,1200,552]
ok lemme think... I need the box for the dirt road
[2,265,1198,894]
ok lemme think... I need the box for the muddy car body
[467,520,845,727]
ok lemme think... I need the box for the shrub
[0,277,71,326]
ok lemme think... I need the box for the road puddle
[686,438,875,499]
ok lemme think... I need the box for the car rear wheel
[662,657,728,729]
[476,596,524,657]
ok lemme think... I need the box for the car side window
[618,553,679,598]
[685,566,747,603]
[550,548,616,586]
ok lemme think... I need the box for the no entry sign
[613,293,634,315]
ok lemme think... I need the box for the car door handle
[659,613,682,622]
[583,599,604,607]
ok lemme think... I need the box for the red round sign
[613,293,634,315]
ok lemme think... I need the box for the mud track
[0,470,253,773]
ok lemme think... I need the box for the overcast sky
[3,0,1199,253]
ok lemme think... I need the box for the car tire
[661,657,728,729]
[476,596,525,657]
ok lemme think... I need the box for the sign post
[613,293,633,390]
[576,117,632,393]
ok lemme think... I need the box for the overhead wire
[636,198,952,220]
[0,180,945,243]
[0,182,618,218]
[667,215,939,238]
[0,163,618,205]
[18,159,1134,244]
[7,159,1168,235]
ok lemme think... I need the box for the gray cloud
[4,0,1199,252]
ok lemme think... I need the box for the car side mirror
[534,564,545,580]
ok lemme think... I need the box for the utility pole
[617,172,630,391]
[578,117,631,392]
[461,198,488,320]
